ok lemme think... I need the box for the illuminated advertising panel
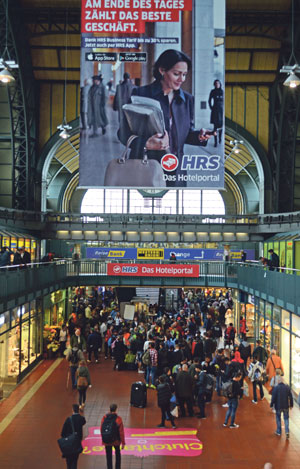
[79,0,225,189]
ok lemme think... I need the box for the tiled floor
[1,357,300,468]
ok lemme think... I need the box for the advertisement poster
[86,247,255,260]
[79,0,225,189]
[82,426,203,457]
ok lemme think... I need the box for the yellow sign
[137,248,164,259]
[108,251,125,257]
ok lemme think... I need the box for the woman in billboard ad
[118,49,216,187]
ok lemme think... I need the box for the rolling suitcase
[130,381,147,408]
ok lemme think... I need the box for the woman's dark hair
[153,49,192,80]
[214,79,222,88]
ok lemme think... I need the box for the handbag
[104,135,166,188]
[57,416,82,457]
[77,375,88,389]
[170,405,179,418]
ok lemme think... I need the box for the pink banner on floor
[82,427,203,458]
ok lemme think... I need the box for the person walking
[223,372,242,428]
[66,347,84,389]
[113,72,135,121]
[88,75,108,136]
[253,339,268,365]
[247,356,265,403]
[175,363,194,417]
[195,363,207,419]
[59,324,68,357]
[76,360,91,411]
[208,79,223,147]
[270,377,293,438]
[101,403,125,469]
[266,349,284,385]
[156,375,177,428]
[60,403,86,469]
[87,325,102,363]
[113,335,126,371]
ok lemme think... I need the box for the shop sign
[25,239,31,249]
[2,236,9,247]
[82,427,203,457]
[107,263,199,277]
[86,247,255,260]
[11,237,17,248]
[137,248,164,259]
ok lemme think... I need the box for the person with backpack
[225,323,236,347]
[101,403,125,469]
[238,336,252,371]
[66,347,84,389]
[60,403,86,469]
[223,371,242,428]
[247,356,265,403]
[156,375,177,428]
[76,360,91,411]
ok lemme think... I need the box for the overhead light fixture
[230,139,244,154]
[0,1,19,85]
[280,0,300,88]
[0,67,15,84]
[282,69,300,88]
[57,10,72,139]
[58,124,72,139]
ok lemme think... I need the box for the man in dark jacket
[253,339,268,365]
[238,337,251,369]
[195,365,207,419]
[270,378,293,438]
[113,335,126,371]
[175,364,194,417]
[156,375,176,428]
[87,325,102,363]
[268,249,279,271]
[60,403,86,469]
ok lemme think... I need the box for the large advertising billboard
[79,0,225,189]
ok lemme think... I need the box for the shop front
[253,297,300,395]
[0,300,43,395]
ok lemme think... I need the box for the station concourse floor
[1,358,300,469]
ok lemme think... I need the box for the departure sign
[137,248,164,259]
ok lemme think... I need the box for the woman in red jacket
[101,403,125,469]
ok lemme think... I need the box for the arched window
[81,189,225,215]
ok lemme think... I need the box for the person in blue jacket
[119,49,214,187]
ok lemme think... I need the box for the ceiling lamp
[230,139,244,154]
[280,0,300,88]
[58,124,72,139]
[0,1,19,85]
[282,69,300,88]
[0,66,15,84]
[57,10,72,139]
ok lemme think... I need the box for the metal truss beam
[0,0,37,210]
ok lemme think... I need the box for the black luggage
[130,381,147,408]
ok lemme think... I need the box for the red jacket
[101,413,125,446]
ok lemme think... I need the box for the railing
[2,205,300,227]
[1,260,300,313]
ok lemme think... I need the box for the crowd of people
[59,286,293,469]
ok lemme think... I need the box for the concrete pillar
[154,18,182,62]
